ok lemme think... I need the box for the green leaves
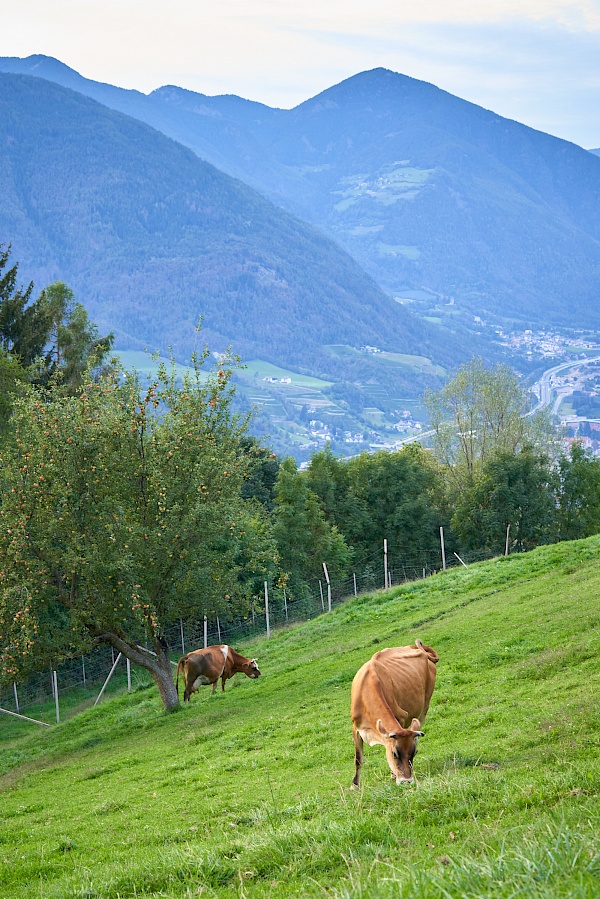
[0,351,276,693]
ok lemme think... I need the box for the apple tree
[0,351,277,710]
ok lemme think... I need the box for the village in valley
[246,328,600,461]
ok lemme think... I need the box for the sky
[2,0,600,148]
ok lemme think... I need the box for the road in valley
[527,353,600,417]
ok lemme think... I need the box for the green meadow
[2,536,600,897]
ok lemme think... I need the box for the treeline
[259,437,600,598]
[2,252,600,710]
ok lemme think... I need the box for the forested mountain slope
[4,57,600,333]
[0,72,454,388]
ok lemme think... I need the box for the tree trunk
[98,632,180,712]
[149,662,180,711]
[149,637,180,711]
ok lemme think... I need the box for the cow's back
[185,646,222,681]
[363,645,437,727]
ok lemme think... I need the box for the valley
[116,333,600,461]
[1,58,600,459]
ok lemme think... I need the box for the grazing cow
[350,639,439,787]
[175,644,261,702]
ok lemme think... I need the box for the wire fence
[0,540,497,724]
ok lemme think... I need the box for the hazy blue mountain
[3,57,599,335]
[0,55,294,202]
[0,72,456,395]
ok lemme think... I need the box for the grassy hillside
[2,537,600,897]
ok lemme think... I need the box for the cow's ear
[377,719,389,737]
[410,718,424,737]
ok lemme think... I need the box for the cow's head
[243,658,261,679]
[377,718,424,784]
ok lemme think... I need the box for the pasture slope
[1,536,600,898]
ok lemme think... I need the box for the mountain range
[0,70,456,404]
[2,55,599,338]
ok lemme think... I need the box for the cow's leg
[211,680,218,694]
[221,675,227,692]
[352,725,364,788]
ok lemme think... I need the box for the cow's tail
[175,657,187,696]
[416,639,439,664]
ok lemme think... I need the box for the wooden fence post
[126,657,131,692]
[505,523,511,556]
[0,707,51,727]
[53,670,60,724]
[440,526,447,571]
[180,618,185,655]
[13,682,19,714]
[283,589,288,623]
[204,615,208,649]
[322,562,331,612]
[264,581,271,638]
[94,653,122,706]
[353,573,357,596]
[319,581,325,611]
[453,552,468,569]
[384,539,389,589]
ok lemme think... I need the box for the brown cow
[175,644,261,702]
[350,639,439,786]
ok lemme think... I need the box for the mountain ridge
[2,55,599,336]
[0,71,456,394]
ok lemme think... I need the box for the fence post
[322,562,331,612]
[453,552,468,569]
[505,523,511,556]
[94,653,122,706]
[180,618,185,655]
[126,657,131,692]
[13,682,19,714]
[319,581,325,611]
[82,655,86,687]
[384,539,389,589]
[53,670,60,724]
[353,573,357,597]
[0,707,51,727]
[204,615,208,649]
[217,617,221,642]
[440,526,447,571]
[283,589,288,623]
[264,581,271,638]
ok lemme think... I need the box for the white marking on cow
[219,645,229,679]
[359,729,379,747]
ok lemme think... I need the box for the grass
[236,360,333,389]
[2,536,600,897]
[113,350,195,380]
